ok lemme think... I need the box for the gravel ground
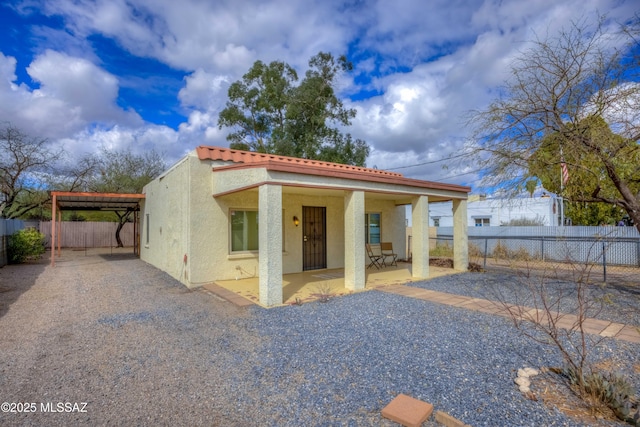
[0,252,638,426]
[412,271,640,327]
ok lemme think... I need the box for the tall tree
[529,116,638,225]
[218,52,370,166]
[470,18,640,231]
[0,124,62,219]
[87,148,165,247]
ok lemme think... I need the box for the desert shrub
[8,227,45,264]
[492,240,509,259]
[565,366,640,425]
[468,242,484,258]
[430,243,453,257]
[511,247,534,261]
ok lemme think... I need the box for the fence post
[483,238,488,270]
[541,236,545,261]
[602,239,607,283]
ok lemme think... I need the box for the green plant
[430,243,453,257]
[565,366,640,425]
[8,227,45,263]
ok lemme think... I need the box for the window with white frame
[230,210,259,252]
[365,213,381,243]
[474,217,490,227]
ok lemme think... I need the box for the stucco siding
[185,155,224,285]
[141,148,468,298]
[140,155,191,285]
[365,199,407,260]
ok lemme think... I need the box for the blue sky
[0,0,636,190]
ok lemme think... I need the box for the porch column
[259,184,283,306]
[344,190,365,290]
[453,198,468,271]
[411,195,429,278]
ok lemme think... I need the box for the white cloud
[0,49,142,139]
[6,0,637,184]
[58,124,185,163]
[178,69,230,111]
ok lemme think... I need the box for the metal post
[483,238,488,270]
[602,240,607,283]
[541,236,545,261]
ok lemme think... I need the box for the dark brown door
[302,206,326,271]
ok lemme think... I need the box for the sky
[0,0,637,192]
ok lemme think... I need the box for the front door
[302,206,326,271]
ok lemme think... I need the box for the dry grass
[533,369,620,426]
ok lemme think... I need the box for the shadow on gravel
[98,252,139,262]
[0,257,48,319]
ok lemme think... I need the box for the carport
[50,191,145,266]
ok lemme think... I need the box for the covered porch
[209,261,460,307]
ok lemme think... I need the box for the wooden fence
[39,221,135,248]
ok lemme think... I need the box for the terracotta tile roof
[196,145,470,194]
[196,146,404,177]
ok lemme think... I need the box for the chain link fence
[433,226,640,285]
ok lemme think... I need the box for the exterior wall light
[293,216,300,227]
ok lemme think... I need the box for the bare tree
[87,148,165,247]
[0,124,63,219]
[470,17,640,231]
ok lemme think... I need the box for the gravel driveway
[1,250,638,426]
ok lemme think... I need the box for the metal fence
[434,226,640,284]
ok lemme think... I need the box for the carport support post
[452,199,468,271]
[344,190,365,290]
[259,184,283,307]
[411,195,429,278]
[51,193,57,266]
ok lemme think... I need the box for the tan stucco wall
[366,199,406,260]
[140,155,192,284]
[142,151,447,288]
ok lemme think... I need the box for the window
[231,210,259,252]
[365,213,381,243]
[433,217,440,227]
[474,217,490,227]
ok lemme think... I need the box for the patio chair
[366,243,383,269]
[380,242,398,267]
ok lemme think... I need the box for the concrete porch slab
[213,262,459,307]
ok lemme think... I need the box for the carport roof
[51,191,145,211]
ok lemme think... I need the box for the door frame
[302,206,327,271]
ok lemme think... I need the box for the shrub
[430,243,453,257]
[565,366,640,425]
[8,227,45,264]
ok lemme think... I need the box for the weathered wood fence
[40,221,135,248]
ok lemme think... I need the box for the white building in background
[429,194,563,227]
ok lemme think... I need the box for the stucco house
[140,146,470,307]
